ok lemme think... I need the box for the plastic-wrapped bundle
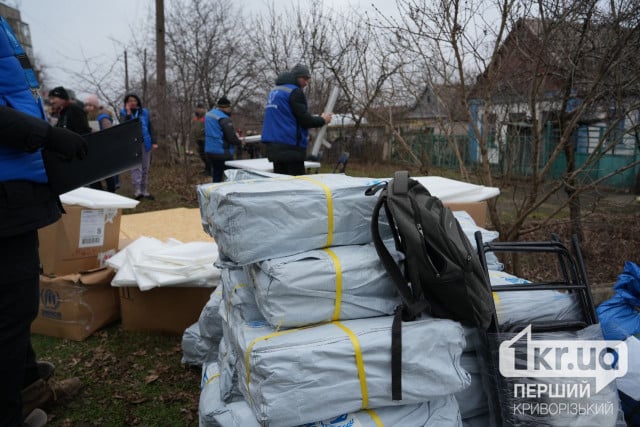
[218,331,243,403]
[249,242,401,328]
[453,211,503,271]
[180,323,210,367]
[197,174,388,265]
[199,361,224,427]
[218,268,262,328]
[223,168,284,181]
[213,395,462,427]
[230,314,470,426]
[490,271,583,328]
[455,352,487,420]
[198,287,224,344]
[181,287,224,367]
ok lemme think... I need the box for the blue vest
[204,109,234,156]
[120,107,152,151]
[261,84,309,148]
[0,17,48,183]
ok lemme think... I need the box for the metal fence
[389,126,640,189]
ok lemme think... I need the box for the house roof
[471,17,640,103]
[407,84,469,122]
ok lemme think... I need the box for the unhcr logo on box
[40,288,62,319]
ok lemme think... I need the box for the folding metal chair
[472,233,615,426]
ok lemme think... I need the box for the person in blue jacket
[261,63,332,175]
[0,16,86,426]
[119,93,157,200]
[205,96,243,182]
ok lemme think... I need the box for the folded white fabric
[249,242,401,328]
[230,314,470,426]
[109,237,221,290]
[197,174,388,265]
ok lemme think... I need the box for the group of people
[2,9,331,425]
[45,87,157,200]
[193,63,332,183]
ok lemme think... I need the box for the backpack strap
[370,180,429,401]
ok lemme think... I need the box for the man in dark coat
[48,86,91,135]
[261,64,332,175]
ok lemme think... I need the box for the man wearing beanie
[261,63,332,175]
[205,96,243,182]
[48,86,91,135]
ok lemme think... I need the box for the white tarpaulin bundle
[249,242,401,328]
[181,287,225,366]
[197,174,388,265]
[218,267,262,326]
[228,314,470,426]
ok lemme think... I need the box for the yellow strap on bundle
[225,283,250,321]
[364,408,383,426]
[203,372,220,387]
[296,176,334,247]
[323,248,343,321]
[334,321,369,409]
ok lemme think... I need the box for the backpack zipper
[416,217,441,278]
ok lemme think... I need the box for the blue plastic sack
[597,261,640,340]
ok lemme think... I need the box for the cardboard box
[32,268,120,341]
[38,205,122,276]
[119,207,210,245]
[119,286,215,335]
[445,201,488,227]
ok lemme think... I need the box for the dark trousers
[197,140,211,174]
[0,230,40,426]
[209,157,227,183]
[89,176,117,193]
[273,161,306,176]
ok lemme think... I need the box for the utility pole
[124,50,129,93]
[155,0,167,145]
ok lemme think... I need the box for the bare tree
[376,0,640,243]
[163,0,260,158]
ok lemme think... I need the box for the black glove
[45,126,88,160]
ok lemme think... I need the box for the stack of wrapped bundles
[196,174,472,426]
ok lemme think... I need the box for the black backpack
[366,171,494,399]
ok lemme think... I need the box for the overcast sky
[7,0,398,101]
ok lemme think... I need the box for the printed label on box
[79,209,106,248]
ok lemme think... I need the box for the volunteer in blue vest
[205,96,243,183]
[119,93,157,200]
[261,63,332,175]
[0,17,85,426]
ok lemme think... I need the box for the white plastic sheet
[108,237,221,290]
[60,186,140,209]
